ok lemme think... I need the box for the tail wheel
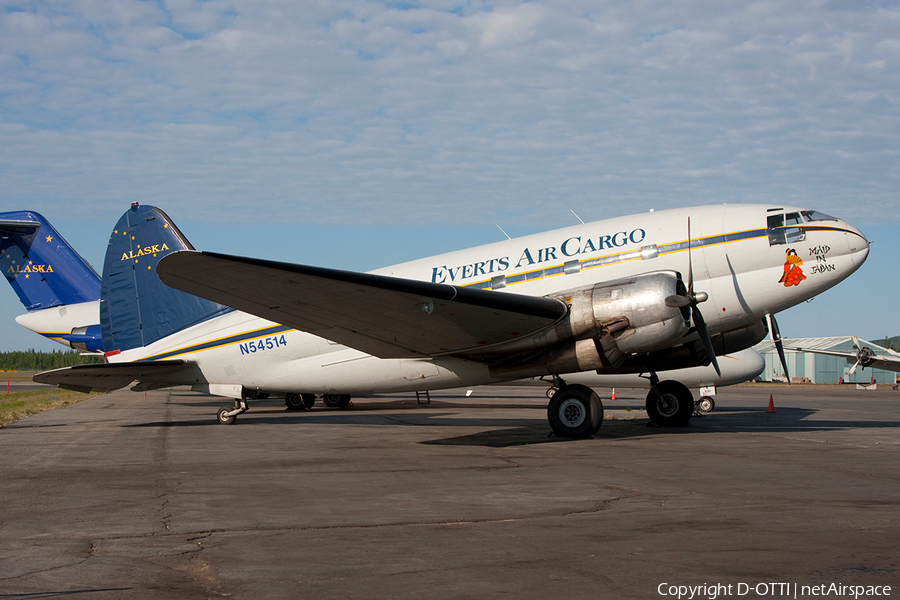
[646,380,694,427]
[216,406,236,425]
[547,384,603,438]
[698,396,715,412]
[322,393,351,408]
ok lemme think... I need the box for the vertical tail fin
[1,211,101,311]
[100,203,230,353]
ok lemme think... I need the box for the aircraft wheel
[322,393,351,408]
[547,384,603,438]
[217,405,237,425]
[646,380,694,427]
[285,393,305,411]
[699,396,715,412]
[302,394,316,409]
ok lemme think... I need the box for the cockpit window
[767,214,785,245]
[800,210,838,222]
[767,212,806,245]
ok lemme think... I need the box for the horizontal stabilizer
[34,360,189,393]
[157,251,569,358]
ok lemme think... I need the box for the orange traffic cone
[767,395,775,413]
[611,388,616,401]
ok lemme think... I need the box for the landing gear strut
[645,374,694,427]
[546,381,604,438]
[217,398,248,425]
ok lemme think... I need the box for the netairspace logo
[658,583,893,600]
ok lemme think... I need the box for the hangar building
[753,337,897,384]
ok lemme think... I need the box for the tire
[302,394,316,409]
[646,380,694,427]
[547,384,603,438]
[699,396,715,412]
[322,393,351,408]
[217,405,236,425]
[285,393,305,411]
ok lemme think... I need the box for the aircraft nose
[843,221,869,268]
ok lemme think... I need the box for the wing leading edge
[156,250,569,358]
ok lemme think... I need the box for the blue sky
[1,0,898,351]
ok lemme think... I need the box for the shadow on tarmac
[120,395,900,447]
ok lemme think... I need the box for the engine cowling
[489,271,692,378]
[562,271,691,363]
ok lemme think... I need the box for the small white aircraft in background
[785,337,900,376]
[35,202,869,438]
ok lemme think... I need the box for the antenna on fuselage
[496,225,512,240]
[571,210,585,224]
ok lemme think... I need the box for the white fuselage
[111,204,869,398]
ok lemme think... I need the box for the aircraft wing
[157,251,569,359]
[34,360,191,393]
[783,344,900,374]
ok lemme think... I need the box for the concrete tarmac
[0,384,898,599]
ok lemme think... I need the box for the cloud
[0,1,897,227]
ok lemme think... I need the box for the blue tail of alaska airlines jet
[1,211,105,351]
[1,211,100,310]
[100,203,230,354]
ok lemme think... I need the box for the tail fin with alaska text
[100,203,230,353]
[1,211,100,311]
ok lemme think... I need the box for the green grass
[0,388,101,427]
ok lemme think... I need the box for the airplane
[34,202,869,438]
[2,209,766,415]
[784,336,900,375]
[1,211,103,352]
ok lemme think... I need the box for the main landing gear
[545,372,696,437]
[285,393,316,411]
[644,374,695,427]
[546,379,604,439]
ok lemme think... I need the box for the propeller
[766,313,790,383]
[848,336,875,375]
[665,217,720,376]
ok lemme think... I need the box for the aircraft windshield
[801,210,838,222]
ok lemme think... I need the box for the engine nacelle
[560,271,691,365]
[490,271,691,378]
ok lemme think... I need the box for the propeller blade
[766,313,790,383]
[686,216,694,294]
[692,305,721,376]
[665,295,692,308]
[849,360,861,376]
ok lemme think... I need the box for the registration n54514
[240,335,288,355]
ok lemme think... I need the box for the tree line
[0,350,104,371]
